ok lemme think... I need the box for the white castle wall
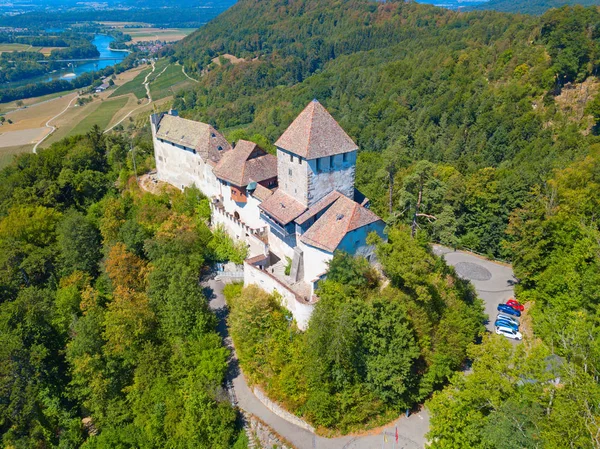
[152,136,221,197]
[220,182,267,230]
[244,261,314,330]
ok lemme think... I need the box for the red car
[506,298,524,312]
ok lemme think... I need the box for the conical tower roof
[274,99,357,160]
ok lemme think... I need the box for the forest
[168,0,600,444]
[172,0,600,259]
[0,127,249,448]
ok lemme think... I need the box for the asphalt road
[203,246,516,449]
[432,245,517,332]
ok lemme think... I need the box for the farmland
[67,97,129,137]
[101,23,196,43]
[0,57,191,167]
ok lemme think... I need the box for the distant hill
[466,0,600,14]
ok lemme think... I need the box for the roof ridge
[305,101,317,157]
[346,200,359,233]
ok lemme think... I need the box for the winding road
[32,93,79,153]
[104,61,156,134]
[203,247,516,449]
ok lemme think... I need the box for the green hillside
[174,0,600,258]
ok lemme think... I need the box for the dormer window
[211,133,216,138]
[218,146,223,151]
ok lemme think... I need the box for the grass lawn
[68,97,129,137]
[110,67,152,100]
[0,144,32,169]
[150,64,193,101]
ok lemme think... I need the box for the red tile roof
[259,189,307,225]
[274,99,357,160]
[155,114,231,165]
[213,140,277,187]
[300,194,382,252]
[251,184,275,202]
[295,190,343,225]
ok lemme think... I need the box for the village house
[150,100,386,329]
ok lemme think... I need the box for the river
[3,34,127,89]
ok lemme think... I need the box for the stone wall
[245,413,296,449]
[252,387,315,433]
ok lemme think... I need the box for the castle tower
[274,99,358,207]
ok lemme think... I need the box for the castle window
[290,154,294,162]
[343,152,348,163]
[289,168,292,177]
[330,155,334,170]
[316,158,322,173]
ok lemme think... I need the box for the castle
[151,100,386,329]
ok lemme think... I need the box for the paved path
[32,93,79,153]
[203,247,516,449]
[180,63,199,83]
[432,246,516,332]
[105,60,156,134]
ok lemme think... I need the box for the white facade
[152,128,221,198]
[219,181,266,230]
[244,261,315,330]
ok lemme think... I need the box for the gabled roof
[259,190,307,225]
[274,99,357,160]
[251,184,275,202]
[155,114,232,165]
[300,194,382,253]
[213,140,277,187]
[295,190,343,225]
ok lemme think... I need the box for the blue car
[495,319,518,331]
[497,303,521,317]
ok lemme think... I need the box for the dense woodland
[172,0,600,258]
[0,127,249,448]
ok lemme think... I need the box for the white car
[495,325,522,340]
[496,313,519,326]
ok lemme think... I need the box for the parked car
[497,313,519,326]
[506,298,524,312]
[498,303,521,317]
[495,325,523,340]
[495,319,518,331]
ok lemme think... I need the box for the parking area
[432,245,517,332]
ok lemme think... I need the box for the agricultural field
[0,43,60,55]
[0,43,39,53]
[110,66,152,99]
[149,64,193,100]
[101,22,195,43]
[67,97,130,137]
[0,144,31,169]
